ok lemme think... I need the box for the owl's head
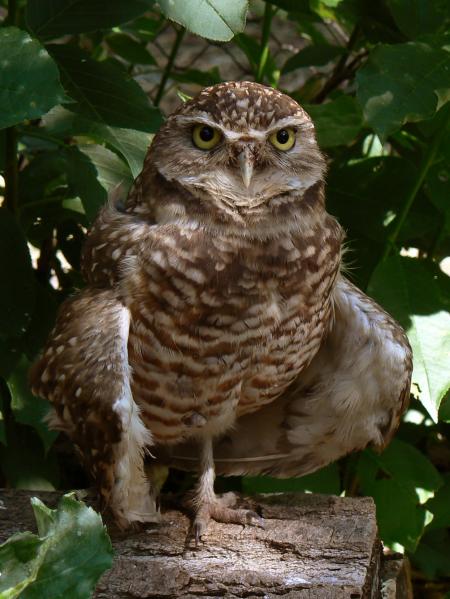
[148,81,326,228]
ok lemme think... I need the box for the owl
[30,81,412,539]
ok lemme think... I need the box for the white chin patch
[178,168,319,204]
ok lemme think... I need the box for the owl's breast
[125,226,341,444]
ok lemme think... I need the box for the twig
[312,25,361,103]
[154,25,185,107]
[256,3,274,83]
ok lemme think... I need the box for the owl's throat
[147,169,326,239]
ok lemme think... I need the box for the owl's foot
[192,492,264,543]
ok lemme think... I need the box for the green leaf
[282,44,344,73]
[0,493,113,599]
[357,448,434,551]
[368,440,443,494]
[122,15,163,41]
[368,255,450,420]
[356,42,450,140]
[385,0,446,39]
[243,463,341,495]
[425,475,450,530]
[157,0,248,41]
[0,423,59,490]
[26,0,151,38]
[412,529,450,578]
[304,96,363,147]
[171,68,222,87]
[106,32,156,65]
[0,209,36,339]
[42,106,150,178]
[48,44,162,133]
[0,27,67,130]
[366,477,429,551]
[7,356,57,453]
[65,145,133,222]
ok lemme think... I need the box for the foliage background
[0,0,450,595]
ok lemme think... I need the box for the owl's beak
[238,148,254,188]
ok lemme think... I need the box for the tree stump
[0,490,407,598]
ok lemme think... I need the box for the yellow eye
[192,124,222,150]
[269,128,296,151]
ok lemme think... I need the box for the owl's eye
[192,124,222,150]
[269,128,296,151]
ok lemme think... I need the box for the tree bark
[0,490,390,598]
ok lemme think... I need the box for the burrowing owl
[31,81,412,538]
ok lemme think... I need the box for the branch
[154,26,186,107]
[312,25,362,104]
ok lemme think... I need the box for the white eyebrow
[222,128,267,141]
[175,114,308,141]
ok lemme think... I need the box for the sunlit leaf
[0,493,113,599]
[368,256,450,420]
[157,0,248,41]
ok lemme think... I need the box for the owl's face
[149,82,326,224]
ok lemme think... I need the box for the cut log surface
[0,490,383,598]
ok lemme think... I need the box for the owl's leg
[30,288,159,529]
[191,436,263,541]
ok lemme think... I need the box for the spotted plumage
[31,82,412,534]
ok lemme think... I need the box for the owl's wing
[80,195,154,286]
[167,276,412,477]
[30,287,157,527]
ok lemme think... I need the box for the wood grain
[0,490,383,598]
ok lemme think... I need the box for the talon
[248,512,265,529]
[195,525,202,546]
